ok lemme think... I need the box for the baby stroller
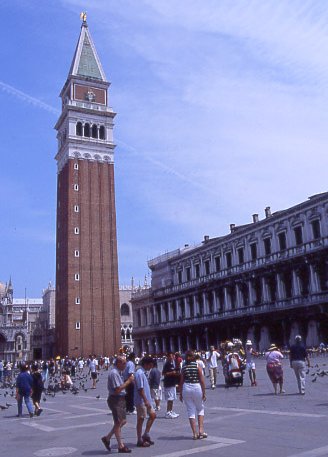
[225,352,244,387]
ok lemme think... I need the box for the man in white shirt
[206,346,220,389]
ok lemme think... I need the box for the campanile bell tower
[55,17,121,357]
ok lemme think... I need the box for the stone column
[178,335,182,353]
[168,301,173,321]
[141,339,146,354]
[248,280,255,307]
[160,304,165,323]
[194,295,199,316]
[292,270,301,296]
[203,292,208,315]
[162,336,166,354]
[236,284,243,308]
[309,264,320,293]
[276,273,285,300]
[186,334,191,349]
[185,297,190,318]
[169,335,175,352]
[196,334,200,351]
[261,277,269,302]
[224,287,230,311]
[213,290,218,312]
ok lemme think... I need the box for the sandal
[118,446,131,453]
[101,436,111,452]
[137,440,151,447]
[198,432,208,439]
[193,435,199,440]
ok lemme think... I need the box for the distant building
[119,286,134,352]
[0,280,55,361]
[55,18,121,357]
[132,193,328,353]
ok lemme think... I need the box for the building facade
[132,193,328,353]
[55,18,121,357]
[0,281,55,361]
[119,286,134,352]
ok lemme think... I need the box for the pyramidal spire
[68,18,107,82]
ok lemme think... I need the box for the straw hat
[268,344,278,351]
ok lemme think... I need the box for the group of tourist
[102,350,207,453]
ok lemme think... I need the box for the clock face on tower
[73,84,106,105]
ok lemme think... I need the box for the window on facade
[91,124,98,139]
[226,252,232,268]
[250,243,257,260]
[84,123,90,137]
[74,205,79,212]
[74,184,79,191]
[215,256,221,271]
[74,163,79,170]
[75,297,80,304]
[278,232,287,251]
[204,260,210,275]
[263,238,271,255]
[74,227,79,234]
[195,264,200,278]
[237,248,244,264]
[75,321,81,330]
[311,220,321,240]
[76,122,82,136]
[121,303,130,316]
[74,250,79,257]
[294,226,303,246]
[99,125,106,140]
[74,273,80,281]
[178,270,182,284]
[186,267,191,281]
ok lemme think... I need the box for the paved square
[1,357,328,456]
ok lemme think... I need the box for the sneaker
[165,411,173,419]
[155,406,161,411]
[170,411,179,418]
[211,385,215,389]
[29,412,34,418]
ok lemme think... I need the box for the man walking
[290,335,310,395]
[134,356,157,447]
[101,356,133,453]
[162,352,180,418]
[206,346,220,389]
[123,352,136,414]
[16,363,34,418]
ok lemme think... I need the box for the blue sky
[1,0,328,297]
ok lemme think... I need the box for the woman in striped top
[179,350,207,440]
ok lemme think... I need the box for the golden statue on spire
[80,11,87,23]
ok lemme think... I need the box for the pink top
[265,350,283,364]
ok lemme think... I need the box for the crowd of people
[0,336,321,453]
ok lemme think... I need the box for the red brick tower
[55,18,121,357]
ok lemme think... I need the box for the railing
[132,292,328,335]
[68,100,114,113]
[153,237,328,298]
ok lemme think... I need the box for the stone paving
[1,357,328,457]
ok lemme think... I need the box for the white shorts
[182,383,204,419]
[246,362,256,371]
[150,387,162,401]
[164,386,177,401]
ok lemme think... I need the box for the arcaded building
[132,193,328,353]
[55,18,121,357]
[119,286,134,352]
